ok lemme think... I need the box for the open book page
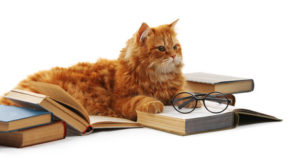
[89,115,141,129]
[12,89,46,99]
[159,105,236,119]
[5,90,47,110]
[89,115,137,124]
[27,81,90,122]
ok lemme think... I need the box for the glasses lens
[203,92,229,113]
[172,92,197,113]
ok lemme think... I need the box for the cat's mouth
[147,56,182,74]
[172,56,182,65]
[156,57,182,74]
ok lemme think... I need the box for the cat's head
[120,20,183,75]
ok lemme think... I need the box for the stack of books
[137,72,281,135]
[0,105,66,147]
[0,72,280,146]
[1,81,141,148]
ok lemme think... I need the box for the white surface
[0,0,299,157]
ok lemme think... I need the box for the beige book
[0,121,66,148]
[4,81,141,135]
[137,106,281,136]
[184,72,254,94]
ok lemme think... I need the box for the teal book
[0,105,52,132]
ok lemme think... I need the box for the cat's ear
[169,19,179,30]
[137,23,150,43]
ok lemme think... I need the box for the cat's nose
[171,54,176,59]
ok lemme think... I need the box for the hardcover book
[137,106,281,136]
[4,81,141,135]
[184,72,254,94]
[0,121,66,148]
[0,104,51,132]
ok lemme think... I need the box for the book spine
[1,121,53,133]
[62,121,67,138]
[82,125,93,135]
[20,121,66,148]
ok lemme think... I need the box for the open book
[4,81,141,135]
[137,105,281,136]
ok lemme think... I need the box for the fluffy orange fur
[0,20,185,120]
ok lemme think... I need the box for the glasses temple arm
[205,97,230,104]
[173,96,194,102]
[178,98,195,109]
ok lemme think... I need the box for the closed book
[137,106,281,136]
[0,121,66,148]
[4,81,141,135]
[184,72,254,94]
[0,105,51,132]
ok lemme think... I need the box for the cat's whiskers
[154,60,178,82]
[174,56,182,65]
[157,57,176,74]
[148,61,157,68]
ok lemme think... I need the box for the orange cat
[0,20,185,120]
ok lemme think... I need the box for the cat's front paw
[138,101,164,113]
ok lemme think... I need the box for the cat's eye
[157,46,166,52]
[173,45,177,50]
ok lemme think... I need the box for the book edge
[0,114,52,132]
[43,98,90,133]
[136,111,186,135]
[185,112,235,135]
[184,72,253,84]
[0,110,51,123]
[185,79,254,94]
[19,121,66,148]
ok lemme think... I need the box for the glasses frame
[171,91,230,114]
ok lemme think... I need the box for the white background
[0,0,299,157]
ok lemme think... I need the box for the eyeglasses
[171,91,231,114]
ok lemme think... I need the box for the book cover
[0,105,52,132]
[184,72,254,94]
[137,106,281,136]
[0,121,66,148]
